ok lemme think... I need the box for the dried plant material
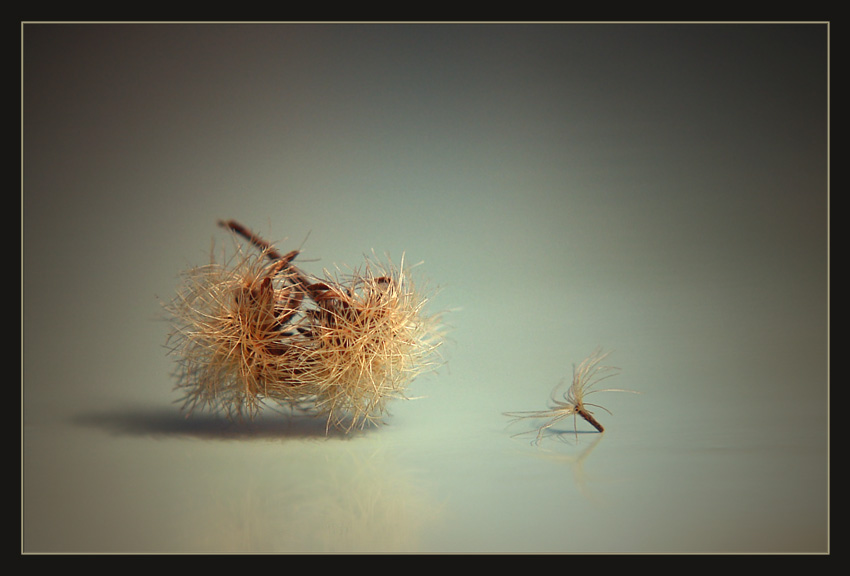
[165,220,443,432]
[292,257,443,432]
[165,243,299,419]
[504,348,637,444]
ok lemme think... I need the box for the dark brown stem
[219,219,284,260]
[217,219,328,302]
[577,408,605,433]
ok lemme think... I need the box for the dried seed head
[165,244,304,419]
[289,256,443,432]
[165,221,445,433]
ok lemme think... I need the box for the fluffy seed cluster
[165,221,443,432]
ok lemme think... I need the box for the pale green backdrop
[23,22,828,553]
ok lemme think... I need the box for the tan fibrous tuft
[165,245,305,419]
[291,257,443,432]
[165,228,443,433]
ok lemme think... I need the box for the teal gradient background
[23,23,828,553]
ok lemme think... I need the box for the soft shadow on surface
[506,424,603,446]
[72,407,356,441]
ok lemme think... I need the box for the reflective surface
[23,22,828,553]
